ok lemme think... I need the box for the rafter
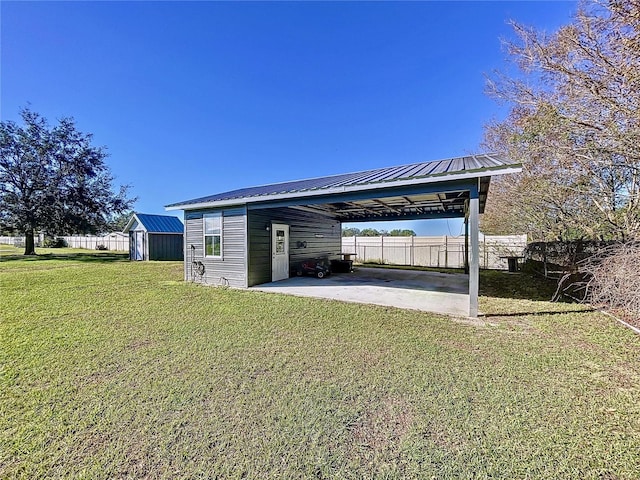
[374,199,403,214]
[437,193,448,211]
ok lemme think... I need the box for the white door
[271,224,289,282]
[133,231,144,261]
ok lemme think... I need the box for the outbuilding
[124,213,184,261]
[166,154,521,317]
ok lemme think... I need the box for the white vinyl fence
[0,235,38,248]
[3,233,526,267]
[342,234,527,270]
[61,234,129,251]
[0,234,129,252]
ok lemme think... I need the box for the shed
[166,154,521,317]
[123,213,184,261]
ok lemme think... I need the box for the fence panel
[342,234,527,270]
[0,234,129,251]
[61,235,129,251]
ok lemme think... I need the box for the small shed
[123,213,184,261]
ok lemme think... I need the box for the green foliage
[389,229,416,236]
[0,108,136,254]
[105,210,134,233]
[1,249,638,478]
[343,228,416,237]
[341,227,360,237]
[42,236,68,248]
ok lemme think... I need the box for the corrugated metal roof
[134,214,184,233]
[166,153,518,210]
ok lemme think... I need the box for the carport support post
[464,201,469,274]
[469,189,480,318]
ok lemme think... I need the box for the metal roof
[166,153,521,221]
[124,213,184,233]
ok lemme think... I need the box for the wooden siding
[148,233,183,261]
[185,206,247,288]
[247,207,341,287]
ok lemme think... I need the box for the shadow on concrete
[252,266,470,316]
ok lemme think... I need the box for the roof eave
[165,164,522,212]
[122,213,142,233]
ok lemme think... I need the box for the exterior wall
[247,207,341,287]
[148,233,184,261]
[184,206,248,288]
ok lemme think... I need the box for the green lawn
[1,248,639,479]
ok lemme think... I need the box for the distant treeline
[342,228,416,237]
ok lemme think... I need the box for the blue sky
[1,1,576,235]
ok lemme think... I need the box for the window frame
[203,212,223,259]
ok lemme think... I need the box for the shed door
[131,231,144,261]
[271,224,289,282]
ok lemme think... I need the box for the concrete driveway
[251,266,470,317]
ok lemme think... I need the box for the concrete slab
[251,266,469,317]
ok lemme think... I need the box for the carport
[166,153,521,318]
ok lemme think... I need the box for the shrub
[524,240,616,277]
[43,237,67,248]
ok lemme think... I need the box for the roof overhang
[122,214,145,233]
[166,154,521,223]
[166,165,520,212]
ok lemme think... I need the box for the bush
[524,240,617,277]
[582,242,640,320]
[43,237,67,248]
[95,244,108,250]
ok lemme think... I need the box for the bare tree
[483,0,640,241]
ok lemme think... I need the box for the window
[203,213,222,257]
[275,229,286,254]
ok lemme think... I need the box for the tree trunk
[24,228,36,255]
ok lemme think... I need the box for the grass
[1,247,639,478]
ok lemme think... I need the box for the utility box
[331,259,353,273]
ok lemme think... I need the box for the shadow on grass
[357,263,563,302]
[482,308,596,319]
[479,269,562,302]
[1,252,129,263]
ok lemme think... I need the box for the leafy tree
[482,0,640,241]
[0,108,136,254]
[359,228,381,237]
[341,227,361,237]
[389,229,416,237]
[106,210,135,233]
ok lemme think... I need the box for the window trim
[203,212,223,259]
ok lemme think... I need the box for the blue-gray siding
[148,234,183,261]
[182,205,340,288]
[185,206,247,288]
[247,207,341,286]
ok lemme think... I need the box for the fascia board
[122,214,140,233]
